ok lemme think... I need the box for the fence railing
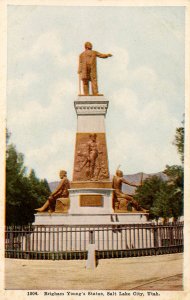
[5,222,183,260]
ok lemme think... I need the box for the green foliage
[160,165,183,218]
[173,126,184,164]
[134,165,183,220]
[151,183,183,219]
[163,164,183,187]
[6,142,51,225]
[134,176,167,219]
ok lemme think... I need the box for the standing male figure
[78,42,112,96]
[87,133,99,179]
[77,134,99,180]
[35,170,70,213]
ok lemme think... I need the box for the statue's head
[116,170,123,177]
[85,42,93,50]
[89,133,97,141]
[59,170,67,178]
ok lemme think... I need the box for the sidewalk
[4,253,183,290]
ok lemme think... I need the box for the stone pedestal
[69,188,114,215]
[86,244,96,269]
[74,96,109,132]
[68,95,113,215]
[72,95,110,183]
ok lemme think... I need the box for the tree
[134,168,183,220]
[173,126,184,164]
[6,138,51,225]
[28,169,51,209]
[151,184,183,221]
[150,165,183,219]
[6,143,26,224]
[134,176,167,219]
[6,144,26,207]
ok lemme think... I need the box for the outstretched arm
[95,51,112,58]
[122,177,139,187]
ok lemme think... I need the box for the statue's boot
[130,199,141,211]
[83,81,89,95]
[91,79,98,95]
[35,200,50,212]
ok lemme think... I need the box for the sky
[6,5,185,182]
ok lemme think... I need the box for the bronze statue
[35,170,70,213]
[78,42,112,96]
[112,169,147,212]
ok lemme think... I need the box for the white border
[0,1,189,299]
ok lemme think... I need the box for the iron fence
[5,222,183,260]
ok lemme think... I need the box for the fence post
[169,223,174,246]
[10,227,14,254]
[89,230,94,244]
[86,230,96,269]
[153,225,158,255]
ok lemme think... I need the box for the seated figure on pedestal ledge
[78,42,112,96]
[112,169,148,212]
[35,170,70,213]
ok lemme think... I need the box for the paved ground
[130,274,183,291]
[4,253,183,290]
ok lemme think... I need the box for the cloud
[25,129,75,181]
[106,63,181,176]
[7,72,38,94]
[128,66,158,92]
[7,76,77,176]
[99,45,129,85]
[13,30,77,71]
[108,129,180,175]
[110,64,181,127]
[111,87,138,114]
[128,66,179,104]
[8,78,75,124]
[31,31,77,69]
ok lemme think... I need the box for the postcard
[0,0,189,300]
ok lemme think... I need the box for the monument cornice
[74,96,109,116]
